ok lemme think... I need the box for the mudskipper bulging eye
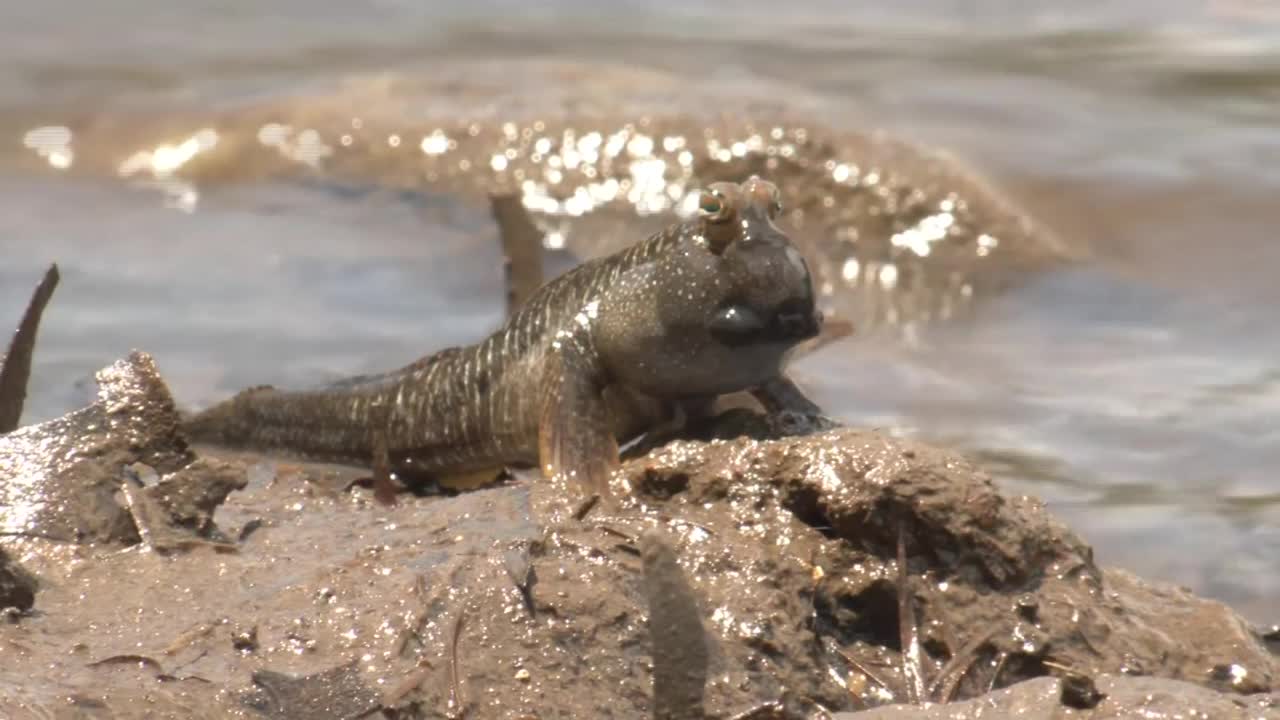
[699,191,729,221]
[708,304,765,345]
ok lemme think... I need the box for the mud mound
[0,352,192,545]
[0,354,1274,718]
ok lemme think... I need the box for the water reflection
[22,126,73,170]
[116,128,219,213]
[17,110,1059,340]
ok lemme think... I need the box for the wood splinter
[0,263,60,434]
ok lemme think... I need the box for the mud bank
[0,352,1274,718]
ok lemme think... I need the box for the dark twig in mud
[88,654,166,672]
[163,620,218,655]
[446,606,469,719]
[1042,659,1106,709]
[490,194,545,317]
[727,701,786,719]
[987,652,1010,693]
[928,628,998,702]
[835,648,894,700]
[87,653,213,684]
[641,531,709,720]
[896,519,927,704]
[0,530,70,542]
[0,263,59,433]
[384,659,432,707]
[394,576,433,658]
[572,493,600,521]
[502,544,537,617]
[597,524,636,543]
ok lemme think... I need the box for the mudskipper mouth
[709,301,823,347]
[776,306,823,343]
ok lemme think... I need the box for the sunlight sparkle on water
[23,126,74,169]
[118,128,218,179]
[420,130,450,155]
[890,211,955,257]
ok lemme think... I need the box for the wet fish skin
[184,176,824,497]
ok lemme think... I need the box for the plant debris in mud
[243,660,382,720]
[0,263,58,434]
[643,530,710,720]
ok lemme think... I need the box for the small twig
[572,493,600,521]
[987,652,1009,693]
[446,606,468,719]
[597,524,636,543]
[170,647,210,674]
[502,544,537,618]
[896,518,927,704]
[163,620,218,655]
[0,530,69,542]
[0,263,59,433]
[384,659,432,707]
[928,628,998,702]
[1042,659,1082,675]
[667,518,717,538]
[490,194,545,317]
[727,701,785,720]
[88,654,165,673]
[835,647,895,700]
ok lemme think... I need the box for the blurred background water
[1,1,1277,622]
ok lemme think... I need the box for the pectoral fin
[752,374,824,415]
[436,466,506,492]
[538,349,619,500]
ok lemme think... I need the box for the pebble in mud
[0,546,36,612]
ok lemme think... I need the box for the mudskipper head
[593,175,823,399]
[696,176,823,350]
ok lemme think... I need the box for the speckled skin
[184,176,823,496]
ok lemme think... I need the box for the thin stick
[835,647,895,700]
[446,606,468,719]
[0,263,59,432]
[896,519,926,704]
[490,195,544,317]
[929,628,997,702]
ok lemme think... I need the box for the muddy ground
[0,352,1276,719]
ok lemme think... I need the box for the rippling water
[2,1,1278,622]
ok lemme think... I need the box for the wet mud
[0,352,192,545]
[0,353,1275,718]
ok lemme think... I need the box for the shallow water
[2,2,1278,622]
